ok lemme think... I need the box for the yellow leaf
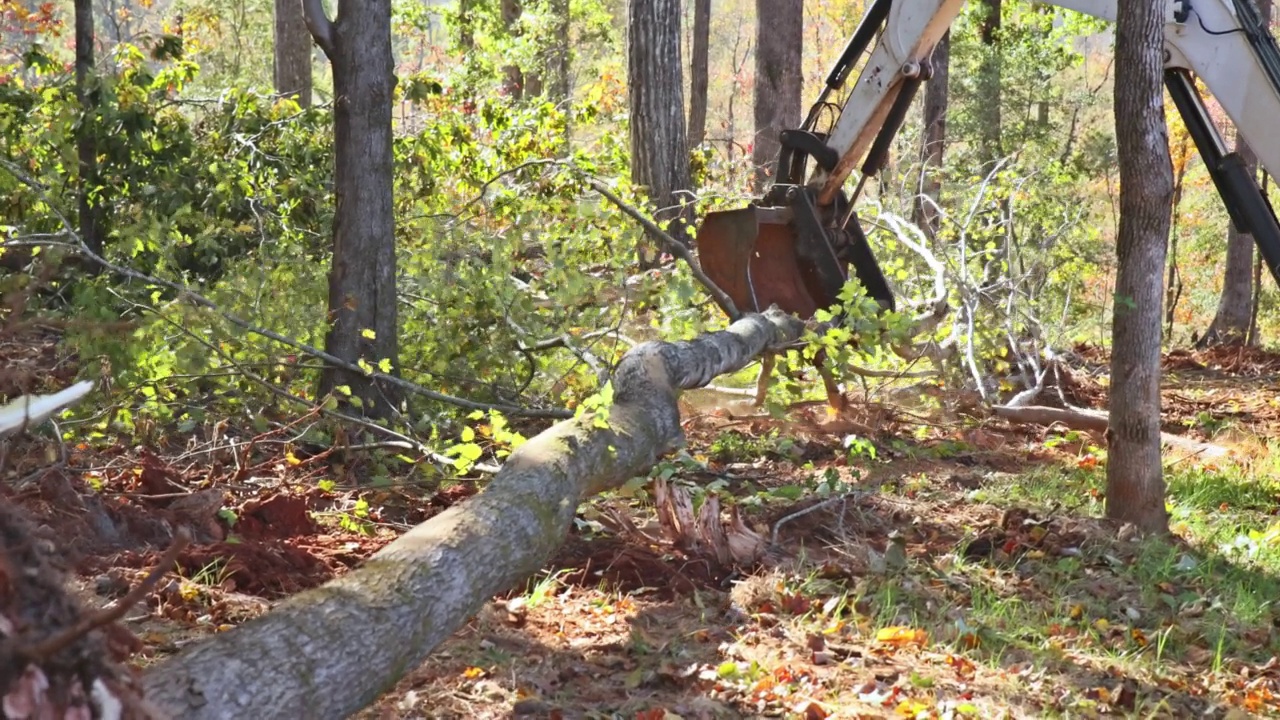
[285,451,302,466]
[895,699,932,716]
[876,626,928,647]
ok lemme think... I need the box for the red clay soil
[542,533,731,601]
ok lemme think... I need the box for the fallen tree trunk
[141,308,803,719]
[992,404,1229,460]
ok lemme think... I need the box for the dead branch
[152,309,500,474]
[584,177,741,321]
[141,307,803,719]
[991,404,1230,459]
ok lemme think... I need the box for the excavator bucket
[696,196,894,321]
[696,206,824,318]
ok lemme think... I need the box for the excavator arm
[696,0,1280,324]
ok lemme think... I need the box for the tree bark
[273,0,313,107]
[914,30,949,239]
[1107,0,1174,534]
[751,0,802,189]
[546,0,571,103]
[628,0,693,260]
[141,309,803,720]
[501,0,526,99]
[688,0,710,150]
[976,0,1002,165]
[306,0,401,418]
[75,0,105,260]
[1201,0,1271,347]
[458,0,475,49]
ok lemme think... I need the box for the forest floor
[5,328,1280,719]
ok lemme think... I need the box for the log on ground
[992,404,1229,460]
[140,308,803,720]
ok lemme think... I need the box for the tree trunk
[141,309,803,719]
[688,0,710,150]
[75,0,104,260]
[546,0,571,103]
[273,0,313,107]
[501,0,525,99]
[1106,0,1174,534]
[628,0,693,261]
[914,30,949,239]
[305,0,401,418]
[751,0,802,189]
[458,0,475,49]
[1201,0,1271,347]
[976,0,1002,165]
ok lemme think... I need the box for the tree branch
[301,0,334,61]
[584,177,741,321]
[0,158,570,420]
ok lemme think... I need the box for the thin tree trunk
[688,0,710,150]
[1201,0,1271,347]
[547,0,570,102]
[1107,0,1174,534]
[628,0,693,263]
[306,0,401,418]
[914,30,949,239]
[501,0,526,99]
[751,0,802,189]
[458,0,475,49]
[1165,146,1189,338]
[976,0,1002,165]
[273,0,313,106]
[75,0,105,261]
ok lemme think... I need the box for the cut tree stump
[140,308,803,720]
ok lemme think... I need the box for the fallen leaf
[876,626,929,647]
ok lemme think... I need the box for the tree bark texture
[546,0,571,103]
[751,0,802,188]
[308,0,401,417]
[914,30,949,239]
[628,0,693,256]
[688,0,710,149]
[141,309,803,720]
[1107,0,1174,533]
[976,0,1002,165]
[273,0,313,107]
[75,0,104,259]
[1201,0,1271,346]
[501,0,526,99]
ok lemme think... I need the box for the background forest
[2,0,1280,717]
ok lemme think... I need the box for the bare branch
[584,177,741,321]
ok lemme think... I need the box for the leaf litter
[3,332,1280,718]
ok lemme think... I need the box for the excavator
[696,0,1280,407]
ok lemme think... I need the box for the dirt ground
[4,328,1280,719]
